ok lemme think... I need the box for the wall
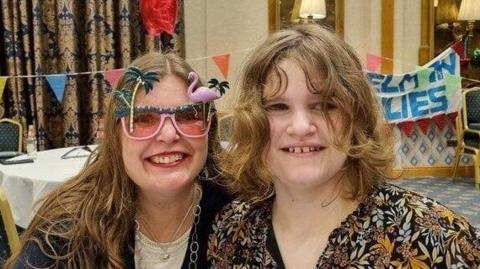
[184,0,268,112]
[344,0,421,74]
[344,0,382,68]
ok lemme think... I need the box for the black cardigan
[12,180,231,269]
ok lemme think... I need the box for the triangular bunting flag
[105,69,124,89]
[45,74,67,102]
[451,40,465,58]
[398,121,415,136]
[212,54,230,79]
[416,118,430,135]
[444,74,462,97]
[417,67,432,89]
[448,112,458,128]
[432,114,446,130]
[0,76,8,104]
[366,53,383,72]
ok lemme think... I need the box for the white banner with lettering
[367,48,461,124]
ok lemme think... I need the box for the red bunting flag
[431,114,446,130]
[366,53,383,72]
[416,118,430,135]
[448,112,458,128]
[398,121,415,136]
[451,40,465,58]
[212,54,230,79]
[105,69,124,89]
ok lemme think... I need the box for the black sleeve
[12,240,65,269]
[181,179,233,269]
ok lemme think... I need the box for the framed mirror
[268,0,344,38]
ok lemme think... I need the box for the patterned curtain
[0,0,185,150]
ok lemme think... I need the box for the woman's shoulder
[11,234,68,269]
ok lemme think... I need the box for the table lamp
[458,0,480,62]
[435,0,458,26]
[299,0,326,23]
[458,0,480,38]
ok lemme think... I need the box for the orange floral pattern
[208,183,480,268]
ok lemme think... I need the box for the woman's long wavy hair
[5,52,220,269]
[218,24,394,203]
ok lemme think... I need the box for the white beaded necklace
[135,226,191,268]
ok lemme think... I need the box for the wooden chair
[0,118,23,152]
[0,189,20,262]
[452,87,480,190]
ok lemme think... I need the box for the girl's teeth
[287,147,320,153]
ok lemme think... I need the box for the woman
[209,24,480,268]
[5,52,230,269]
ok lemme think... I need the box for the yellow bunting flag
[0,76,8,104]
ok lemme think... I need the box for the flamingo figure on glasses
[187,72,221,103]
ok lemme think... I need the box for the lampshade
[435,0,459,25]
[458,0,480,21]
[299,0,326,19]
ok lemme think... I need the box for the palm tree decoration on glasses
[112,66,160,132]
[207,78,230,96]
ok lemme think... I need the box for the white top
[135,228,191,269]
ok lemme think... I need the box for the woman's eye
[265,103,288,111]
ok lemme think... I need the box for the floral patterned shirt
[208,183,480,268]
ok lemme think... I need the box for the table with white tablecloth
[0,146,95,228]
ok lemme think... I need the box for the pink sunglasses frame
[120,112,215,140]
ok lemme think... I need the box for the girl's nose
[286,111,316,137]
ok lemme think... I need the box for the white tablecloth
[0,146,95,228]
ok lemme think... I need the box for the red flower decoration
[140,0,177,36]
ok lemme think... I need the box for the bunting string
[0,47,254,79]
[366,54,480,84]
[0,47,479,104]
[0,48,477,84]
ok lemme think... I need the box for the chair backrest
[0,119,22,152]
[462,87,480,129]
[0,189,20,262]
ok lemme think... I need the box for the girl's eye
[264,103,288,111]
[314,102,337,111]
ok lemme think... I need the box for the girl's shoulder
[212,198,271,233]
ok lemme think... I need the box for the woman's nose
[286,111,316,137]
[155,118,180,143]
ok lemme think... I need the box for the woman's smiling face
[120,74,208,197]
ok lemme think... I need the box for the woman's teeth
[150,153,183,164]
